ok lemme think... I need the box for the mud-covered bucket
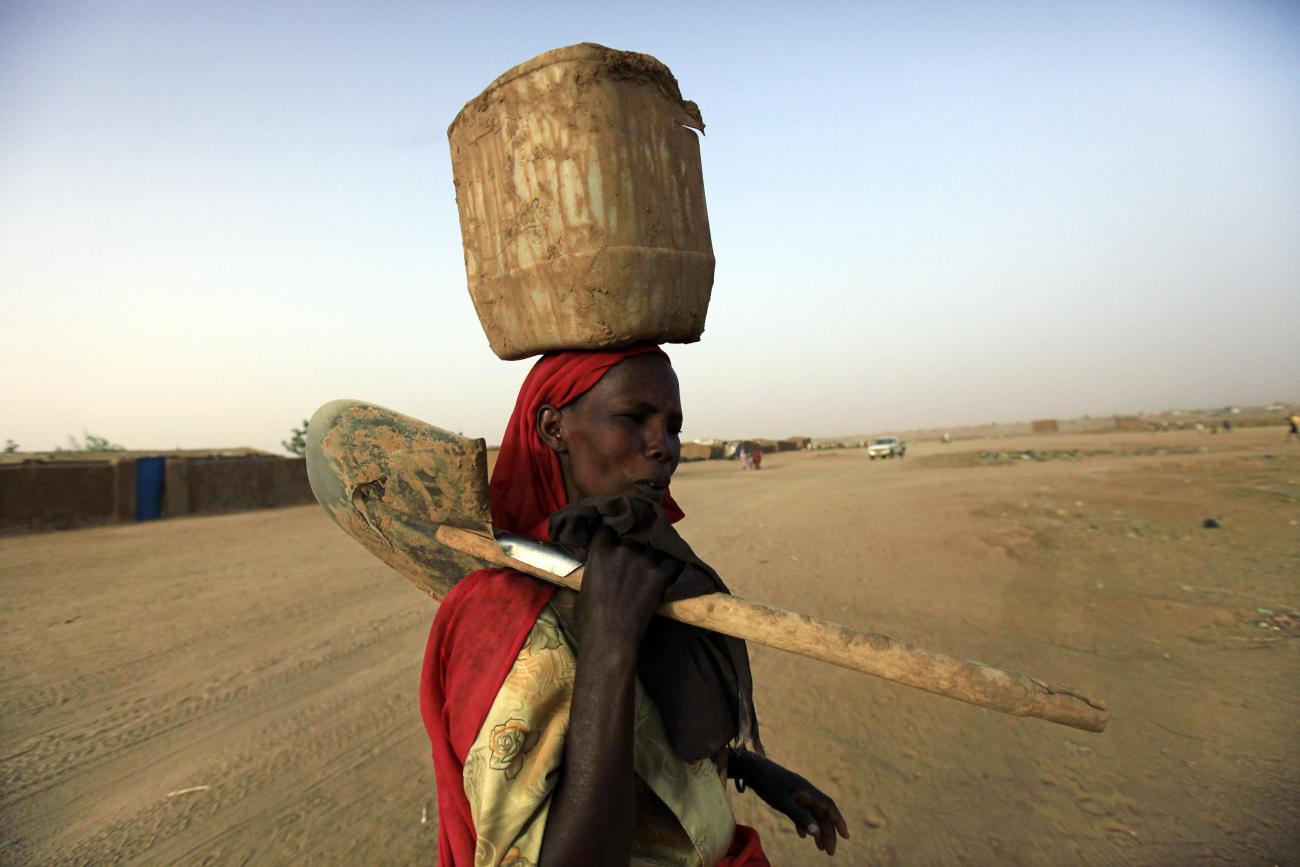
[448,43,713,360]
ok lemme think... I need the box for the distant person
[752,446,763,471]
[1289,415,1299,441]
[737,446,751,470]
[1222,419,1232,433]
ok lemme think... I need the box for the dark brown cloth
[548,496,762,762]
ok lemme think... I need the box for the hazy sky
[3,1,1297,452]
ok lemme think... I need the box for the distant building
[680,442,723,461]
[1031,419,1059,433]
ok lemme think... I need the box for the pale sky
[3,1,1297,453]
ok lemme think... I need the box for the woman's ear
[536,404,565,453]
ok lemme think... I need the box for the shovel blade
[305,399,495,599]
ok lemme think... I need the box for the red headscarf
[489,343,685,540]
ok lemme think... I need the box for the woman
[421,345,848,866]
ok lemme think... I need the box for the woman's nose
[645,423,672,461]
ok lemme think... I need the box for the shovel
[306,399,1108,733]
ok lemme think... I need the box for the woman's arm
[537,526,671,867]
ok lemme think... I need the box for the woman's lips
[632,480,668,500]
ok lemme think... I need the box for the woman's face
[538,354,683,504]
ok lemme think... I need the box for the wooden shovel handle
[438,526,1109,733]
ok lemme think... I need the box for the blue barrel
[136,457,165,520]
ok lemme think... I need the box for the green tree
[56,430,125,452]
[283,419,309,457]
[2,439,18,454]
[83,431,125,451]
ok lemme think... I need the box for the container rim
[447,42,693,138]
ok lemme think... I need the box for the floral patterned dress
[461,590,737,867]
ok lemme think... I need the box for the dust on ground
[2,428,1297,865]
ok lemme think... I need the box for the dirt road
[2,428,1297,865]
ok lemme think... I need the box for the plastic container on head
[448,43,714,360]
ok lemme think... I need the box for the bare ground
[2,428,1297,865]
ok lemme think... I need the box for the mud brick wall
[164,458,191,517]
[180,457,313,515]
[0,456,311,533]
[0,461,126,531]
[115,459,137,519]
[1032,419,1060,433]
[1114,416,1145,431]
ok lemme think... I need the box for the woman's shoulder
[431,568,559,659]
[438,568,556,622]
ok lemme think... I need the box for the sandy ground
[2,428,1297,865]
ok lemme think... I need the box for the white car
[867,436,906,459]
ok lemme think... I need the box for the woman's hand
[576,524,672,647]
[730,750,850,855]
